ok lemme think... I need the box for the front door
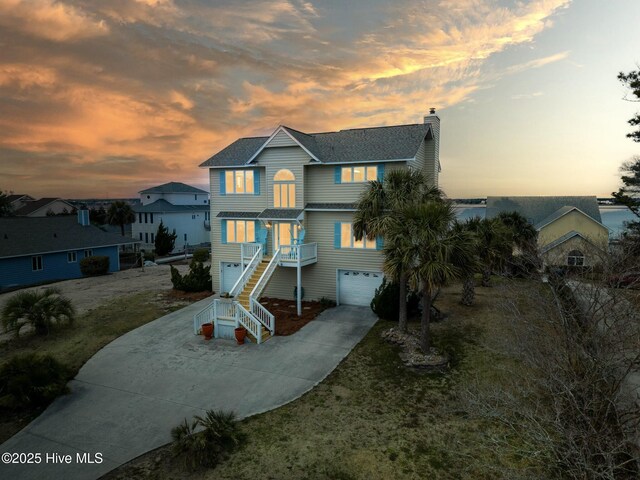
[273,222,298,252]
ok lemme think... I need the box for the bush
[0,354,70,408]
[192,248,209,263]
[370,278,420,321]
[79,256,110,276]
[1,287,75,336]
[171,410,243,470]
[155,221,177,256]
[142,250,156,262]
[319,297,337,309]
[171,261,212,292]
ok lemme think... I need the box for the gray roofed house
[134,199,208,213]
[485,195,608,268]
[14,197,75,217]
[0,214,138,290]
[198,111,442,340]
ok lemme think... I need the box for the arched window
[274,169,295,208]
[567,250,585,266]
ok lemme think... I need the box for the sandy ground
[0,263,191,317]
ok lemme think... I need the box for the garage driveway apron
[0,299,377,480]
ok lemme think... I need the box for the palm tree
[393,200,475,353]
[468,217,513,287]
[107,201,136,236]
[1,288,75,336]
[496,211,538,253]
[353,169,442,332]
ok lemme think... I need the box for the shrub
[155,221,177,256]
[79,256,110,276]
[1,287,75,336]
[370,278,420,321]
[0,354,70,408]
[319,297,337,309]
[142,250,156,262]
[171,410,243,470]
[171,261,212,293]
[192,248,209,263]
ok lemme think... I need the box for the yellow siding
[305,162,406,204]
[538,210,608,250]
[264,211,385,301]
[542,235,607,267]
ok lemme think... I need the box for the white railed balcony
[279,243,318,267]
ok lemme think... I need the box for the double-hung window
[67,252,77,263]
[225,170,254,194]
[32,256,43,271]
[337,223,376,249]
[225,220,255,243]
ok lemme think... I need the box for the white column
[297,250,302,316]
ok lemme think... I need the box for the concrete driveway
[0,300,377,480]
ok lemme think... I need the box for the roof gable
[246,126,321,164]
[140,182,208,195]
[200,123,431,168]
[14,198,74,216]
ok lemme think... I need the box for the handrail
[241,243,261,266]
[250,248,281,300]
[279,243,318,264]
[229,244,262,297]
[236,302,262,343]
[193,301,215,335]
[299,243,317,262]
[250,297,275,334]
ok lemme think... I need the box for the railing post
[213,300,218,338]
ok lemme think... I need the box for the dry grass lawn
[105,278,549,480]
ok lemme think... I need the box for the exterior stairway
[237,256,272,343]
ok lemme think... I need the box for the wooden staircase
[237,257,272,343]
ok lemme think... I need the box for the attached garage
[220,262,242,294]
[337,270,384,306]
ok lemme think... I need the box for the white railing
[250,249,281,300]
[193,302,215,334]
[237,303,262,343]
[229,245,262,297]
[279,243,318,264]
[241,243,262,266]
[214,299,236,319]
[250,297,275,334]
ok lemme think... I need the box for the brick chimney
[423,107,441,187]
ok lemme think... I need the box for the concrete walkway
[0,300,377,480]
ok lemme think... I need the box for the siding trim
[0,242,138,260]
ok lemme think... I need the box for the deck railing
[236,303,262,343]
[193,301,215,335]
[250,249,281,300]
[279,243,318,264]
[241,243,262,266]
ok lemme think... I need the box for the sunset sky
[1,0,639,199]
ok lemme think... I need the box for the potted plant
[234,326,246,345]
[201,322,214,340]
[220,292,233,303]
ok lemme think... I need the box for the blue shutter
[254,220,260,243]
[220,171,226,195]
[254,170,260,195]
[376,235,383,250]
[334,222,341,249]
[221,220,227,244]
[377,164,385,182]
[334,166,342,184]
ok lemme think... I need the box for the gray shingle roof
[486,196,602,227]
[216,211,261,219]
[200,123,432,167]
[305,203,357,210]
[139,182,208,194]
[14,198,73,216]
[133,199,208,213]
[0,216,137,258]
[257,209,304,220]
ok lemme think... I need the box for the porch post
[240,244,244,268]
[296,251,302,316]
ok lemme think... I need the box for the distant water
[453,205,636,237]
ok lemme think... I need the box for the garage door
[220,262,242,294]
[338,270,384,306]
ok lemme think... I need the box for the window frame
[226,220,256,244]
[273,169,296,208]
[340,165,378,184]
[567,250,585,267]
[225,170,255,195]
[339,222,376,249]
[32,255,43,271]
[84,249,93,258]
[67,251,77,263]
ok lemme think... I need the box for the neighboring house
[486,196,610,267]
[194,110,441,343]
[0,211,138,291]
[14,197,75,217]
[132,182,210,253]
[6,194,35,211]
